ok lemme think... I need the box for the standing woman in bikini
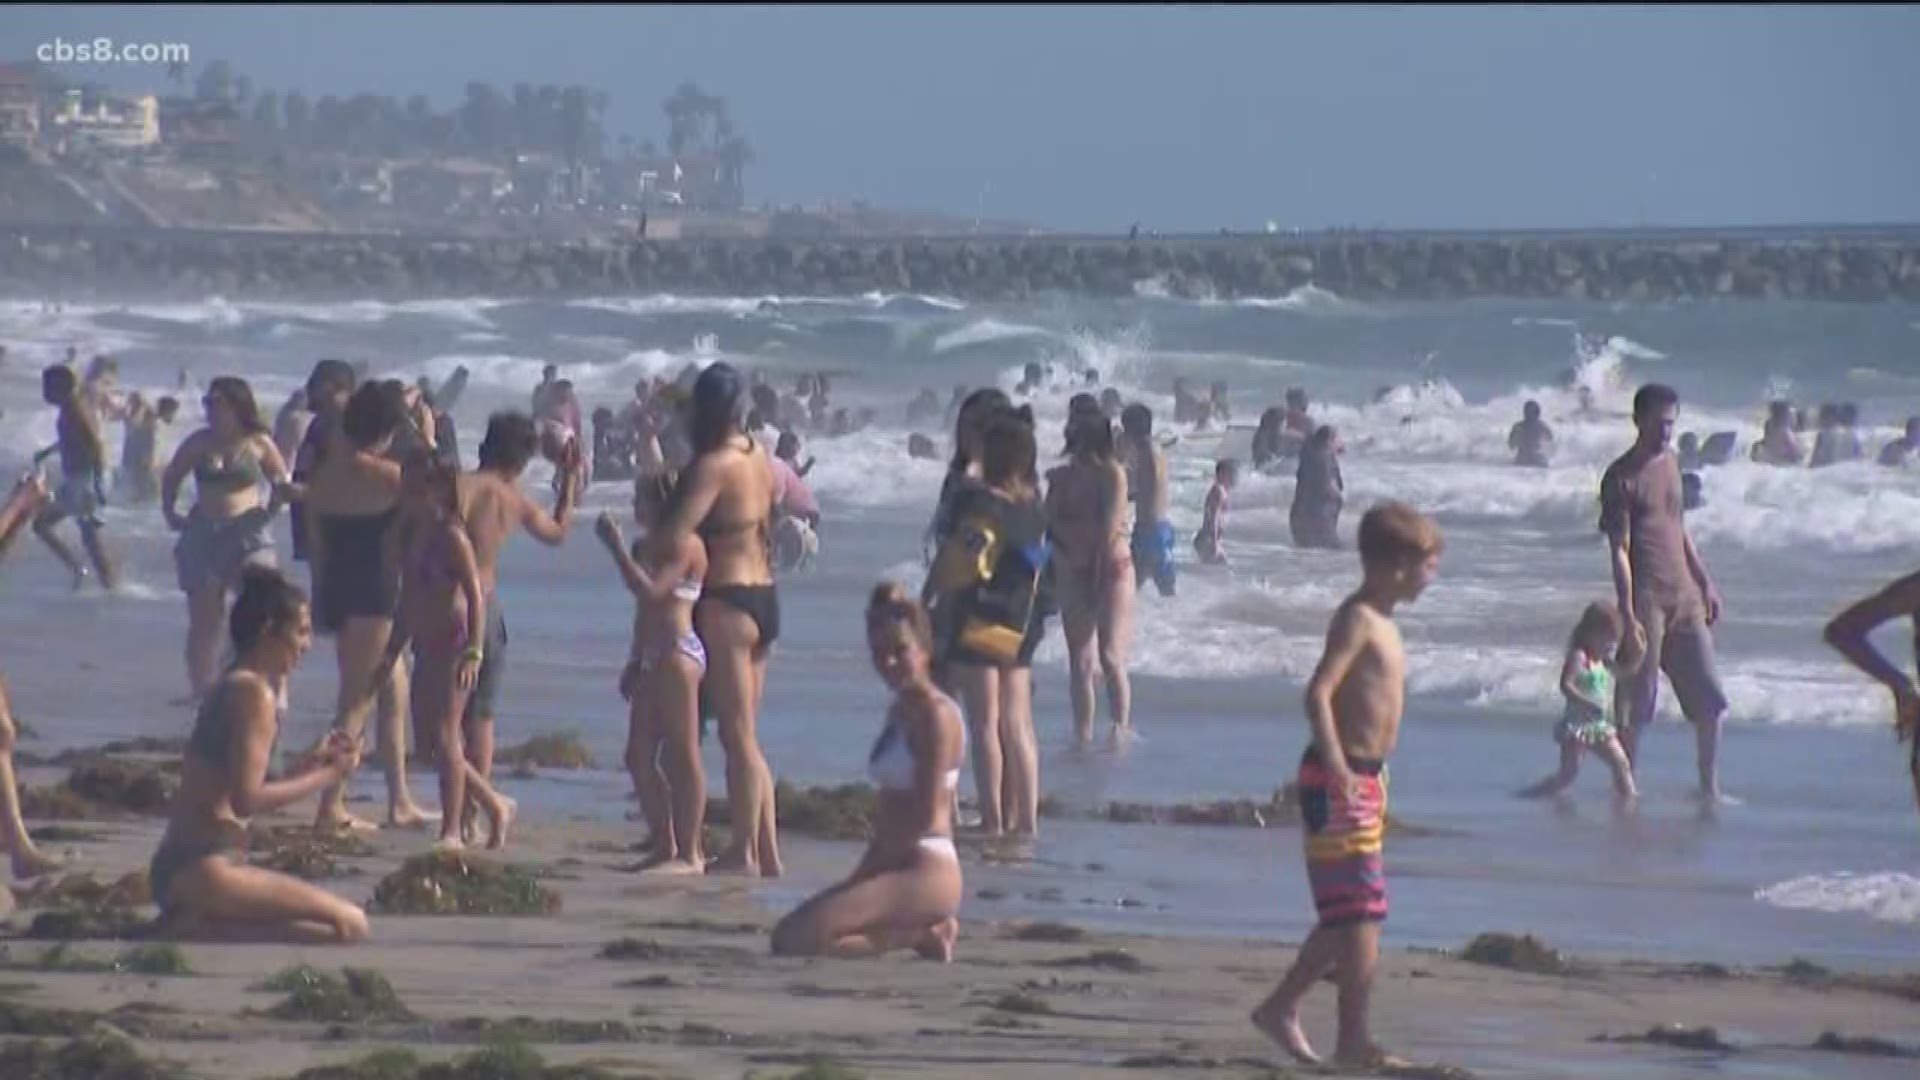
[922,388,1013,681]
[929,407,1048,838]
[149,566,369,943]
[652,362,782,876]
[161,377,292,704]
[1046,411,1136,745]
[771,582,965,961]
[303,380,432,833]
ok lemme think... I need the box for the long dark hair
[689,362,745,455]
[229,566,308,655]
[981,406,1039,493]
[946,387,1011,481]
[206,376,267,436]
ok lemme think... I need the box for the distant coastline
[3,222,1917,301]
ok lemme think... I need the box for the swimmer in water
[1508,400,1555,468]
[1193,458,1236,565]
[1751,400,1804,466]
[1878,417,1920,468]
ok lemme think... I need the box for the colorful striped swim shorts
[1298,747,1389,927]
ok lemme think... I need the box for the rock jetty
[3,225,1918,301]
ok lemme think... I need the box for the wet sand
[2,784,1916,1080]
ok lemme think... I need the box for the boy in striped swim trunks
[1252,502,1442,1071]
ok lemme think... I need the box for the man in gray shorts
[1600,383,1730,802]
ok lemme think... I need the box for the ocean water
[2,289,1917,969]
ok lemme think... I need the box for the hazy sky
[6,5,1918,232]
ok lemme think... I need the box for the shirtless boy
[1251,502,1442,1070]
[454,413,582,836]
[31,365,120,591]
[1120,404,1176,597]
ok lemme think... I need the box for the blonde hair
[1568,601,1622,654]
[1357,501,1444,571]
[867,580,933,652]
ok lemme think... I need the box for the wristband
[461,647,485,664]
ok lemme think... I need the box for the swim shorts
[1619,596,1728,731]
[54,471,106,528]
[464,594,509,723]
[1131,519,1177,597]
[1298,746,1389,927]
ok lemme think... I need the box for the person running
[1250,502,1442,1071]
[771,582,965,961]
[148,567,369,944]
[928,407,1049,837]
[1047,410,1135,745]
[1519,602,1637,802]
[161,377,292,704]
[1601,384,1730,802]
[649,363,783,876]
[1509,400,1555,468]
[1194,459,1237,565]
[370,452,515,850]
[455,412,582,841]
[305,381,433,833]
[30,365,120,591]
[1824,574,1920,821]
[1291,426,1346,549]
[597,472,708,875]
[1120,404,1177,598]
[0,476,66,890]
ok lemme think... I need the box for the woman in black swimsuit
[1825,574,1920,821]
[303,380,432,834]
[150,567,368,943]
[654,362,783,876]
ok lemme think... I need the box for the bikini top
[867,696,964,793]
[186,686,236,768]
[196,449,265,494]
[671,577,703,603]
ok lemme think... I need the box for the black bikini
[696,512,780,655]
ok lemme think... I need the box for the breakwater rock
[3,226,1919,302]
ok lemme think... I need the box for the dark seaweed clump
[1003,922,1085,944]
[1038,949,1149,974]
[368,851,562,916]
[495,731,597,772]
[286,1041,628,1079]
[259,966,414,1023]
[0,1031,180,1080]
[62,759,176,815]
[707,783,875,842]
[1460,932,1579,977]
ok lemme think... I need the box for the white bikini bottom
[916,836,958,862]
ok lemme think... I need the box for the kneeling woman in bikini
[771,582,966,961]
[149,567,370,943]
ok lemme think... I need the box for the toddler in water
[596,472,709,875]
[1519,602,1637,802]
[1193,458,1236,565]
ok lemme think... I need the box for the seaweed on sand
[1003,921,1085,943]
[113,943,193,976]
[63,759,176,815]
[747,1060,869,1080]
[1038,949,1150,974]
[285,1041,630,1079]
[14,870,151,909]
[708,783,875,842]
[495,732,597,771]
[0,1031,181,1080]
[1810,1031,1910,1057]
[258,967,414,1023]
[598,937,672,961]
[368,851,562,916]
[1459,932,1581,977]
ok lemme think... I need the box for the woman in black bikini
[653,362,783,876]
[1825,574,1920,821]
[303,380,432,834]
[149,566,368,943]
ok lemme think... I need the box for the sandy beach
[2,751,1915,1080]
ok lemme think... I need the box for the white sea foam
[1229,284,1350,313]
[931,318,1051,354]
[1755,872,1920,925]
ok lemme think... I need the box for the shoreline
[3,788,1916,1080]
[4,226,1920,303]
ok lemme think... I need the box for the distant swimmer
[1193,458,1237,565]
[1120,404,1177,598]
[1698,431,1737,467]
[1016,363,1045,397]
[1098,388,1123,419]
[1508,400,1555,468]
[908,433,940,461]
[1878,417,1920,467]
[1676,432,1703,472]
[1208,381,1232,424]
[1682,472,1704,513]
[1251,407,1286,471]
[530,364,560,418]
[1750,400,1804,466]
[1172,378,1206,425]
[906,389,941,428]
[1290,425,1345,550]
[1283,388,1314,450]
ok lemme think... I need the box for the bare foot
[640,858,705,878]
[1250,1000,1320,1065]
[11,848,64,881]
[485,797,516,850]
[315,813,380,837]
[707,849,759,876]
[913,917,958,963]
[1334,1045,1413,1072]
[389,804,441,830]
[432,835,466,853]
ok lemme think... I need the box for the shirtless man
[1508,400,1555,468]
[1251,502,1441,1070]
[1120,404,1176,598]
[455,413,583,835]
[30,365,119,591]
[1601,384,1730,802]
